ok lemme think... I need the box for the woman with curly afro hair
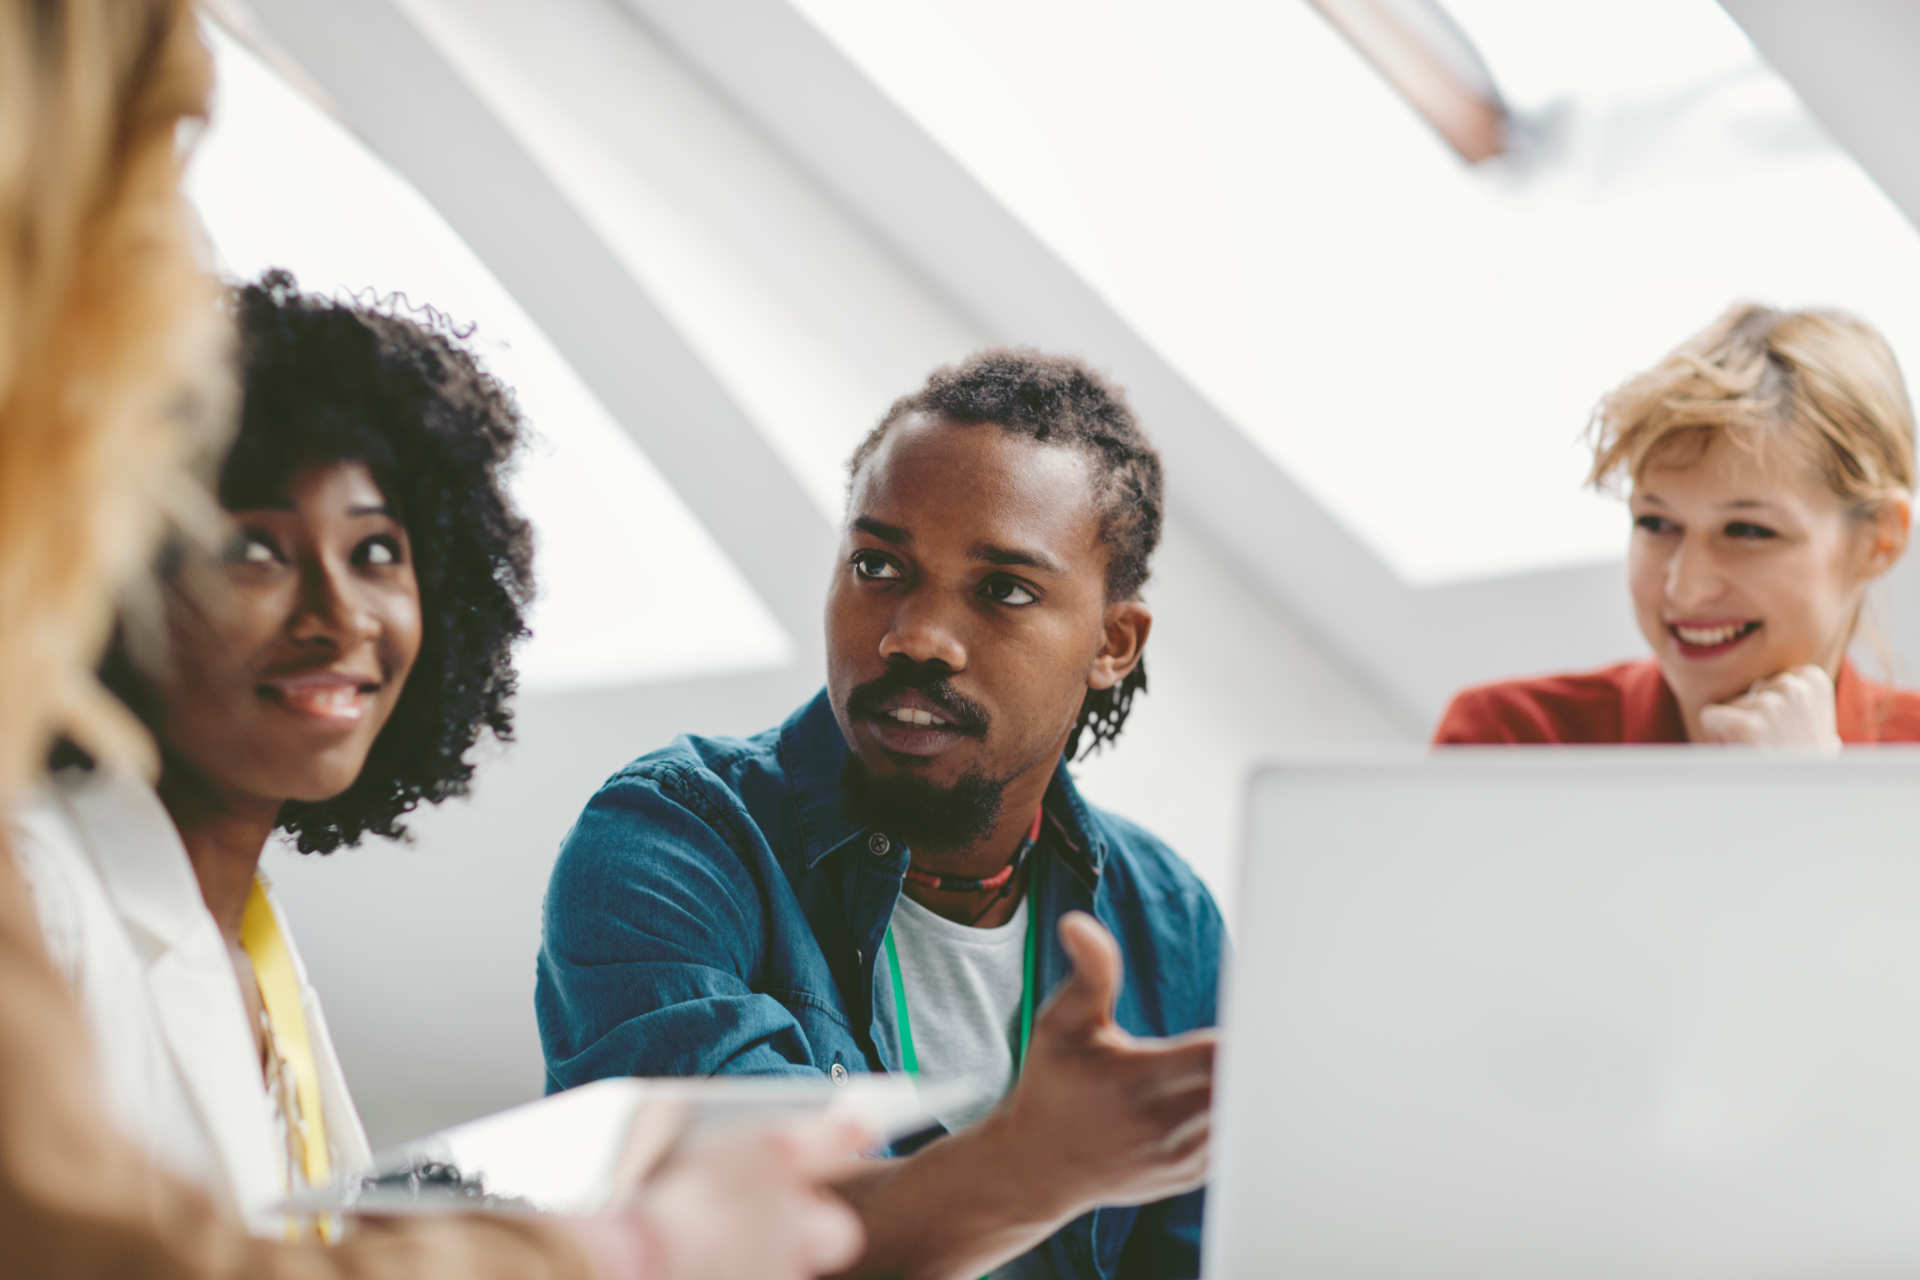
[9,267,544,1227]
[217,269,537,854]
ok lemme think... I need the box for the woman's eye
[851,550,901,581]
[223,530,279,565]
[1632,514,1673,535]
[980,576,1038,607]
[355,535,404,566]
[1725,521,1777,540]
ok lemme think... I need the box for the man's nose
[878,592,967,672]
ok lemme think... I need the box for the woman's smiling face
[144,459,423,810]
[1627,433,1894,717]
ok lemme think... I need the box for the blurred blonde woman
[1436,304,1917,746]
[0,4,861,1278]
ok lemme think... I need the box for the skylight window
[186,24,789,688]
[791,0,1920,584]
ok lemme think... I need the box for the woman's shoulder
[6,777,113,983]
[1858,679,1920,742]
[1433,661,1661,744]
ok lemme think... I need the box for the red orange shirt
[1433,659,1920,745]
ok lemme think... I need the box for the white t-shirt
[884,891,1058,1279]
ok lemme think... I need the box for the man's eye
[224,530,279,565]
[1632,514,1673,535]
[851,551,901,581]
[1726,521,1777,540]
[981,576,1037,607]
[356,535,404,566]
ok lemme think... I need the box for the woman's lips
[1668,619,1762,660]
[258,676,375,727]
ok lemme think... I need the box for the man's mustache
[847,661,990,737]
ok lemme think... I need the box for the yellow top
[240,880,331,1239]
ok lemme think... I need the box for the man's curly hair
[212,269,534,852]
[848,348,1163,761]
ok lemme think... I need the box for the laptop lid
[1209,750,1920,1277]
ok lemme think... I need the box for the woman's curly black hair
[214,268,534,852]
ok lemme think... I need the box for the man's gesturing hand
[982,911,1215,1220]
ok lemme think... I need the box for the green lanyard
[883,898,1040,1078]
[884,902,1040,1280]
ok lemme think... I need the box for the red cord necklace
[901,810,1043,894]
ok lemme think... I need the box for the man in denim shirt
[539,351,1224,1279]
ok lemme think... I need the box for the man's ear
[1862,495,1912,581]
[1088,600,1152,691]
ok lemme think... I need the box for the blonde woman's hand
[1697,664,1842,750]
[574,1114,870,1280]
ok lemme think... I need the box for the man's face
[826,414,1133,845]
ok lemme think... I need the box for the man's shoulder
[548,697,846,894]
[588,691,842,815]
[7,772,141,989]
[1075,796,1221,927]
[595,721,787,814]
[1072,795,1225,1033]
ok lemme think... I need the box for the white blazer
[9,768,371,1234]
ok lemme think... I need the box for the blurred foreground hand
[573,1114,870,1280]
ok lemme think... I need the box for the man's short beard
[840,755,1005,854]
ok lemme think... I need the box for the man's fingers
[1138,1062,1214,1103]
[1151,1026,1220,1056]
[1043,911,1124,1033]
[1132,1036,1216,1095]
[1152,1105,1212,1157]
[1142,1079,1213,1135]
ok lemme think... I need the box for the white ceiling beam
[1720,1,1920,239]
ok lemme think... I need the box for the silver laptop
[1208,751,1920,1277]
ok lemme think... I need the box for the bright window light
[186,24,790,688]
[392,0,983,524]
[792,0,1920,584]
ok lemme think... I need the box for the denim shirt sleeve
[536,763,822,1089]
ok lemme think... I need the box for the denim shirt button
[830,1063,850,1084]
[867,832,891,857]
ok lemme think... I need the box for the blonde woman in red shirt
[1436,303,1920,746]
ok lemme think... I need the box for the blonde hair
[1588,303,1917,514]
[0,1,229,805]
